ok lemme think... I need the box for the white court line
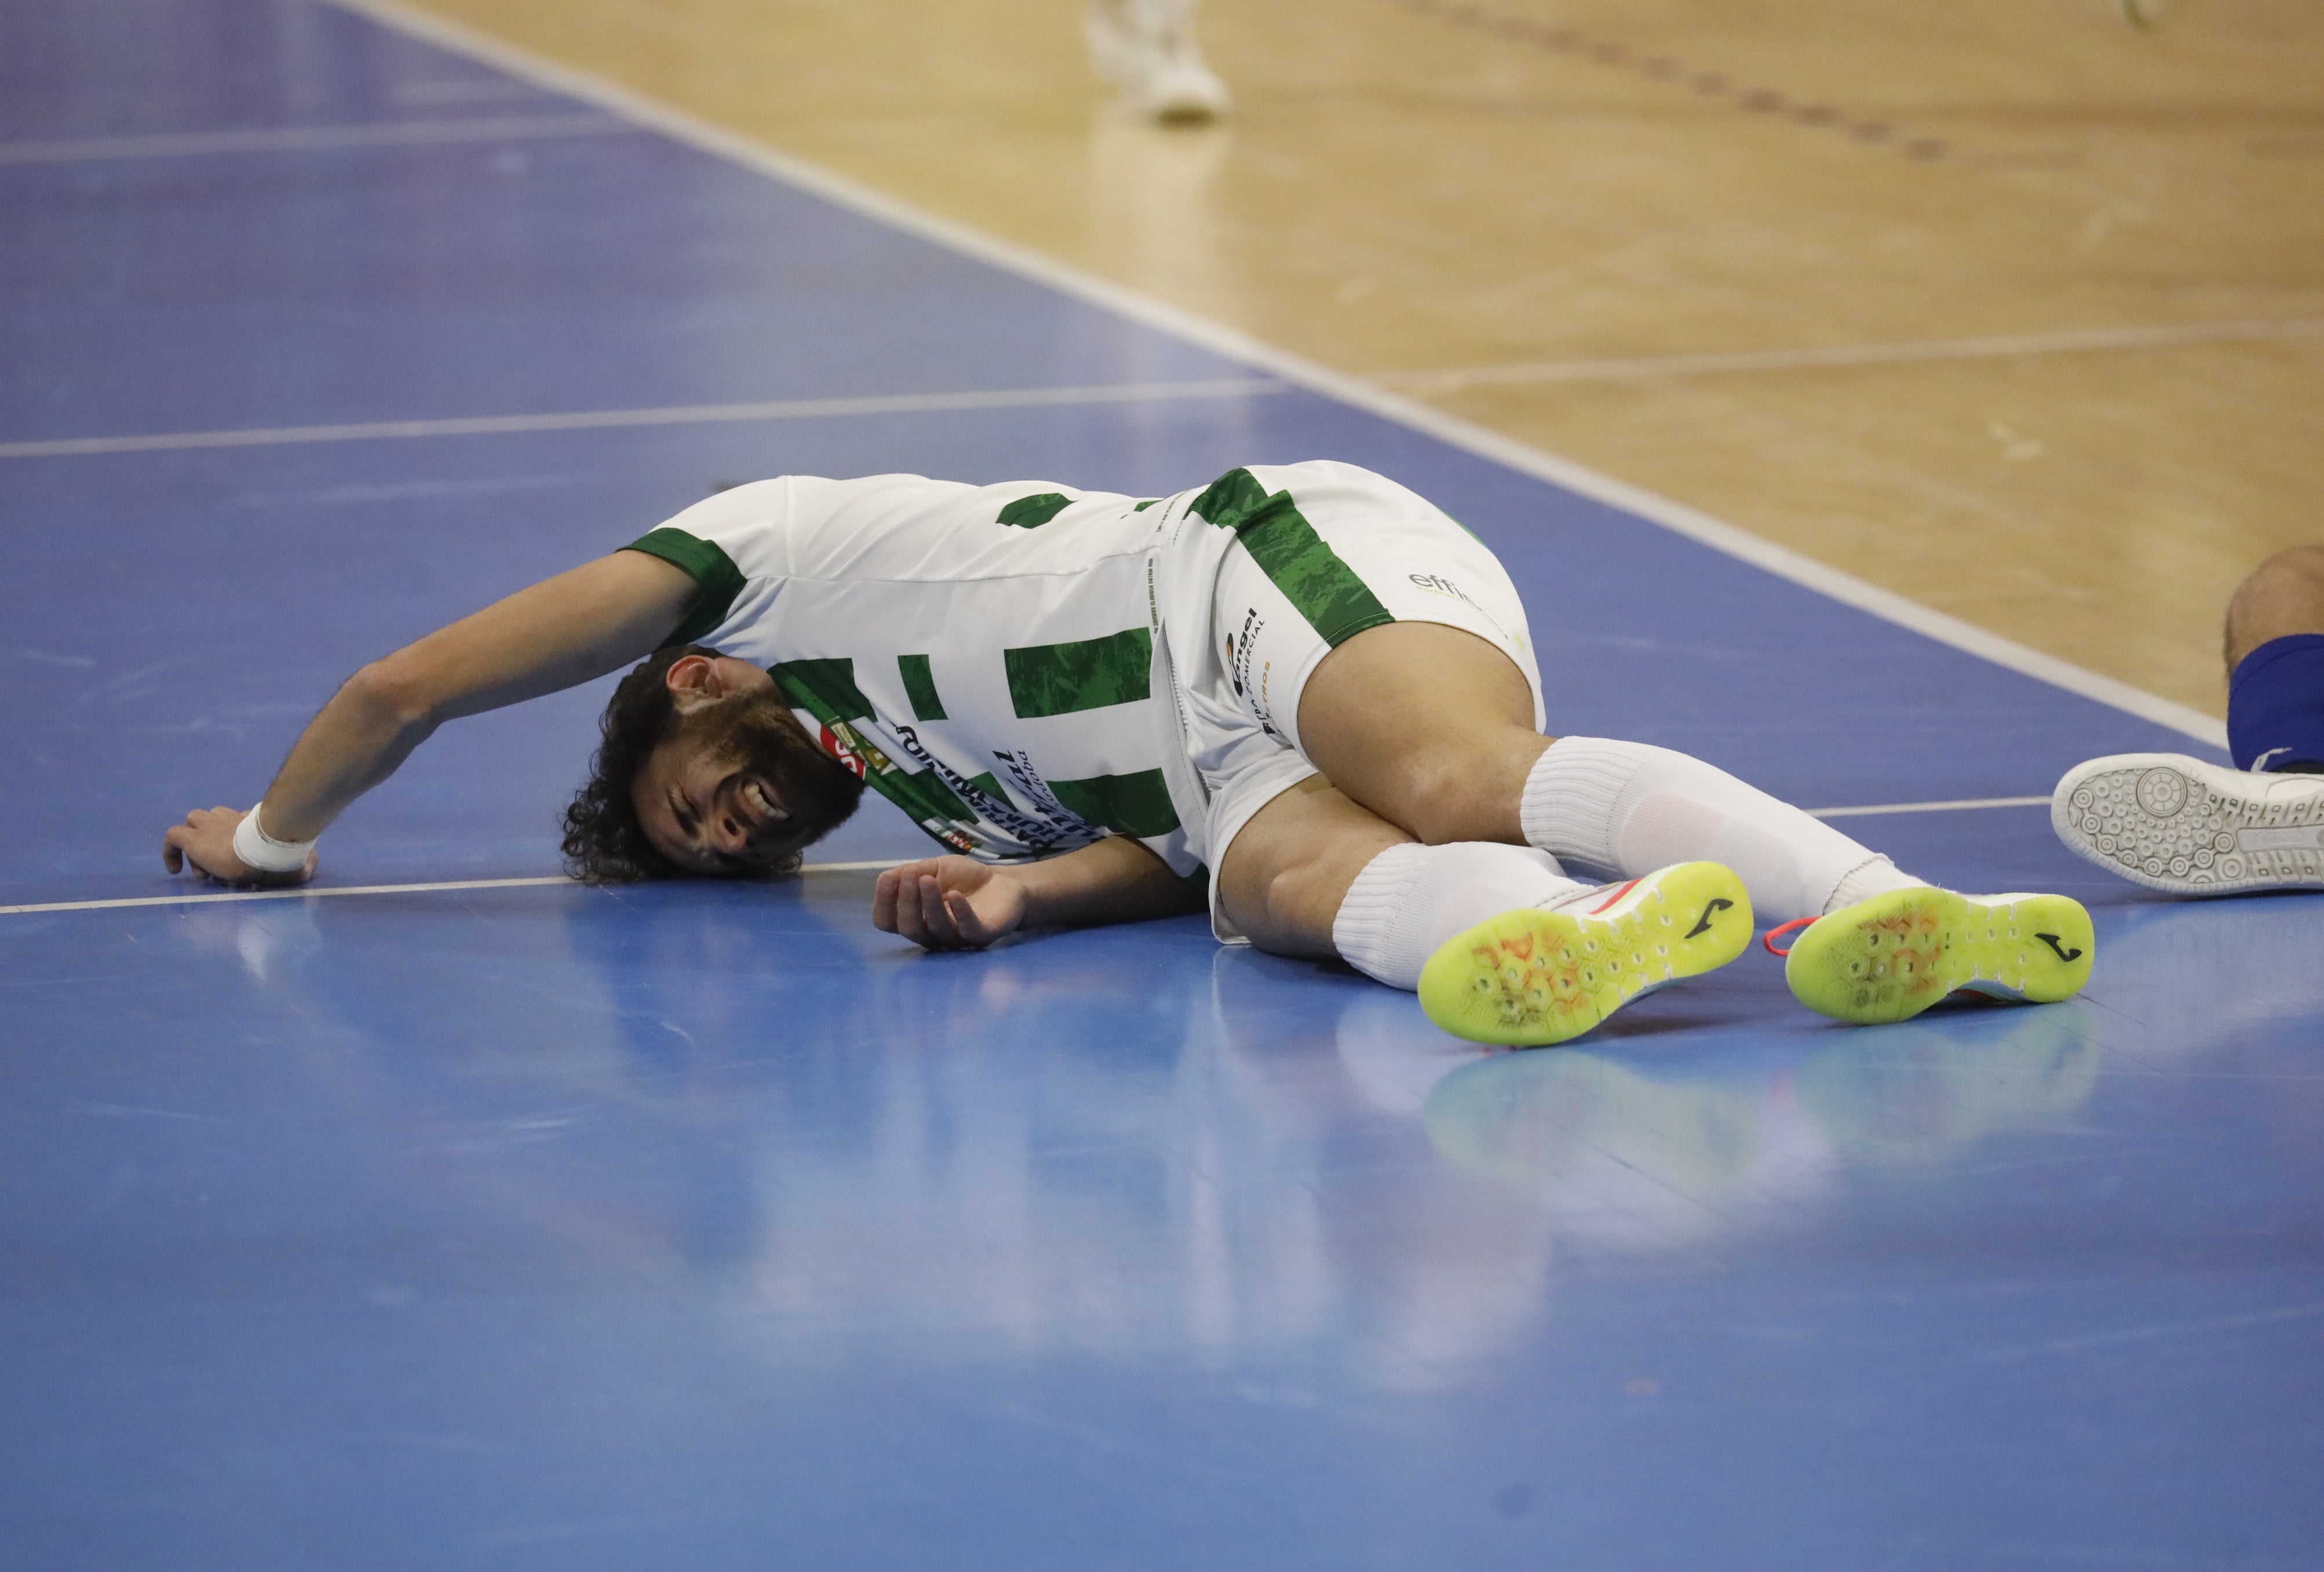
[0,877,572,916]
[1371,319,2324,393]
[1807,794,2051,819]
[0,859,910,918]
[0,380,1286,461]
[0,113,630,165]
[0,801,2055,918]
[318,0,2230,755]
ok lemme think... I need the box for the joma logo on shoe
[2036,932,2083,962]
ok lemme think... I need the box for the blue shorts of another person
[2228,633,2324,774]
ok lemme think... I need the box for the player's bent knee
[1374,746,1530,846]
[1220,837,1370,960]
[2228,545,2324,668]
[1219,858,1318,957]
[1396,757,1491,844]
[2235,546,2324,609]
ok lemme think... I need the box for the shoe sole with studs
[1418,862,1753,1048]
[1785,887,2093,1026]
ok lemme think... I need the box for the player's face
[632,687,862,876]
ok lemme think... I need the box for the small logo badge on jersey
[1684,898,1734,939]
[819,724,869,780]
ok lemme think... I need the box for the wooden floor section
[384,0,2324,720]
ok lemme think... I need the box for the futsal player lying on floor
[162,461,2095,1045]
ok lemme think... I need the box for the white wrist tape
[232,803,316,874]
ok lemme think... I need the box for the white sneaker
[2052,752,2324,895]
[1086,0,1228,122]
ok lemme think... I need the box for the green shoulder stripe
[623,527,746,650]
[774,658,979,834]
[998,493,1073,528]
[771,658,874,724]
[1049,769,1180,839]
[1190,469,1393,647]
[898,654,947,721]
[1005,626,1152,718]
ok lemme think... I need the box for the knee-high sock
[1332,841,1581,991]
[1518,737,1922,922]
[1090,0,1199,37]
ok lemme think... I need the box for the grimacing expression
[633,687,863,874]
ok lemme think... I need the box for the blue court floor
[3,3,2320,1567]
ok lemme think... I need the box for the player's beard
[684,688,866,862]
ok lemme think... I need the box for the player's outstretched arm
[163,551,699,884]
[873,835,1204,951]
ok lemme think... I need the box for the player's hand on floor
[161,806,318,886]
[873,856,1025,951]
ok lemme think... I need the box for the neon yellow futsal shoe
[1772,887,2095,1026]
[1418,862,1754,1048]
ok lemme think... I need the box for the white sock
[1517,736,1925,921]
[1331,841,1582,991]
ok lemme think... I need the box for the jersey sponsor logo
[818,723,872,779]
[1228,608,1263,698]
[1408,571,1482,611]
[990,750,1109,851]
[1227,607,1282,738]
[993,749,1071,822]
[892,724,1075,854]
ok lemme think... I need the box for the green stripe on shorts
[1049,769,1180,838]
[997,493,1073,528]
[623,527,746,649]
[1190,469,1393,647]
[1004,626,1152,718]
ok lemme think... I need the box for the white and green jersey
[622,464,1439,889]
[623,474,1202,881]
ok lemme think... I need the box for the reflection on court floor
[3,2,2319,1569]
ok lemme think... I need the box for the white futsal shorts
[1151,462,1545,942]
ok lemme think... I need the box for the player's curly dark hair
[563,645,866,882]
[560,645,807,882]
[561,646,698,882]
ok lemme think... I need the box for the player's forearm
[1010,835,1205,928]
[242,552,698,843]
[248,663,442,842]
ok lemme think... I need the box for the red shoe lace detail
[1763,916,1816,957]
